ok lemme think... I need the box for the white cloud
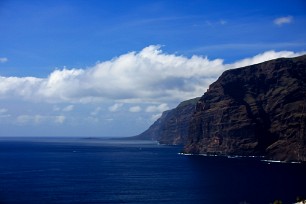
[86,116,99,123]
[151,113,162,121]
[108,103,123,112]
[17,114,66,125]
[53,105,74,112]
[0,46,226,103]
[0,57,8,63]
[0,108,7,114]
[16,115,30,124]
[91,107,101,116]
[0,76,42,100]
[146,103,169,113]
[54,115,65,124]
[0,108,10,119]
[229,50,305,69]
[0,46,304,107]
[273,16,293,26]
[146,103,170,121]
[1,46,305,136]
[53,106,61,111]
[129,106,141,112]
[62,105,74,112]
[38,69,84,102]
[17,115,43,124]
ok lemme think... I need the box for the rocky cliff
[184,55,306,162]
[135,97,200,144]
[136,55,306,162]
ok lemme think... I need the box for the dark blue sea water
[0,138,305,204]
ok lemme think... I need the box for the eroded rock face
[184,55,306,161]
[135,98,200,145]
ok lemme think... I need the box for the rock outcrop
[184,55,306,162]
[135,97,200,145]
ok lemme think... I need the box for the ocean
[0,137,305,204]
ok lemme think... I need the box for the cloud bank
[0,46,305,136]
[0,46,305,106]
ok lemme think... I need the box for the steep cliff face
[135,97,200,145]
[184,55,306,161]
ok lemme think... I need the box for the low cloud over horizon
[1,45,305,104]
[0,46,305,136]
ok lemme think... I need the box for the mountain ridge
[134,97,200,144]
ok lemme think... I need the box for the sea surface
[0,137,305,204]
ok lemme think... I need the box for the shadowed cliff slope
[184,55,306,161]
[136,55,306,161]
[135,97,200,144]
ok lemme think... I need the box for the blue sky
[0,0,305,137]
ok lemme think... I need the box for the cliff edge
[136,55,306,162]
[135,97,200,144]
[184,55,306,162]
